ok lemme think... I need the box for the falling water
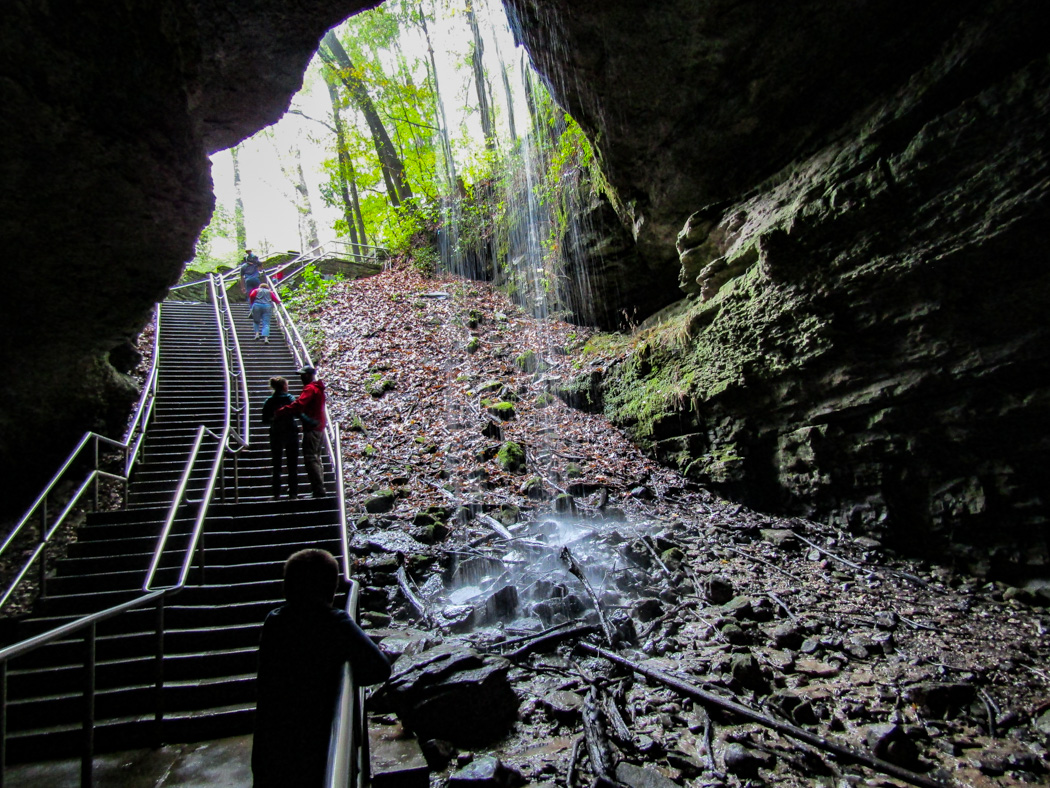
[417,0,657,636]
[432,0,606,327]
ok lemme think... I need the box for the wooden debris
[579,643,951,788]
[395,565,432,627]
[582,685,618,784]
[505,624,598,660]
[477,512,514,541]
[561,546,616,644]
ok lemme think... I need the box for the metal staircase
[0,276,350,779]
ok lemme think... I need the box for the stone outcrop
[0,0,378,505]
[520,0,1050,571]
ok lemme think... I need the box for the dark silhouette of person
[276,366,327,498]
[261,376,299,499]
[252,549,390,788]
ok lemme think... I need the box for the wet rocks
[449,755,523,788]
[905,681,977,720]
[375,643,520,747]
[722,742,773,777]
[864,723,919,767]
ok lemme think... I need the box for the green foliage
[188,204,237,273]
[365,373,395,397]
[496,441,526,473]
[282,264,342,314]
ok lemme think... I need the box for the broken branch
[579,643,951,788]
[561,546,617,645]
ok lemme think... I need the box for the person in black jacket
[261,376,299,499]
[252,549,391,788]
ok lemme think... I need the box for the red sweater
[276,379,326,431]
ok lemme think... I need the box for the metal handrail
[0,589,169,784]
[262,262,362,785]
[0,305,163,609]
[216,273,251,451]
[325,580,365,788]
[144,275,233,590]
[123,319,160,474]
[273,240,386,283]
[1,278,237,786]
[177,240,388,294]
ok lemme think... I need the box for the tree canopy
[197,0,604,322]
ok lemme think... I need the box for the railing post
[197,532,206,585]
[82,621,96,788]
[92,438,100,512]
[153,595,165,747]
[123,444,130,511]
[1,659,7,788]
[38,498,48,599]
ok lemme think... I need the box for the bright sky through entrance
[208,0,528,259]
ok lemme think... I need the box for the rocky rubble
[303,265,1050,787]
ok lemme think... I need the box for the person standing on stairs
[277,365,328,498]
[261,376,299,500]
[240,248,263,296]
[252,548,390,788]
[248,282,280,342]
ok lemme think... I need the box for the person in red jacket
[276,366,327,498]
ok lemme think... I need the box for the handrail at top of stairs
[215,272,251,453]
[272,239,387,283]
[0,317,161,612]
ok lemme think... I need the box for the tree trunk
[324,67,362,251]
[466,0,496,150]
[419,2,457,191]
[231,145,247,250]
[294,149,319,250]
[320,30,413,208]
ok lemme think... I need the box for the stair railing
[0,294,230,787]
[262,268,361,786]
[214,273,252,500]
[325,579,367,788]
[271,239,387,283]
[0,589,168,787]
[0,311,161,610]
[144,275,234,589]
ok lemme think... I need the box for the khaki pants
[302,430,326,497]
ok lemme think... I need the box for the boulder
[377,644,520,747]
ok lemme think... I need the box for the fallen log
[395,565,432,627]
[477,512,514,541]
[583,685,618,784]
[579,644,950,788]
[505,624,598,660]
[561,546,616,645]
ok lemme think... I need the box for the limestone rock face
[0,0,377,503]
[524,0,1049,571]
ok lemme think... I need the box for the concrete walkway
[5,735,253,787]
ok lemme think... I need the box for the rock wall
[0,0,377,509]
[515,0,1050,573]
